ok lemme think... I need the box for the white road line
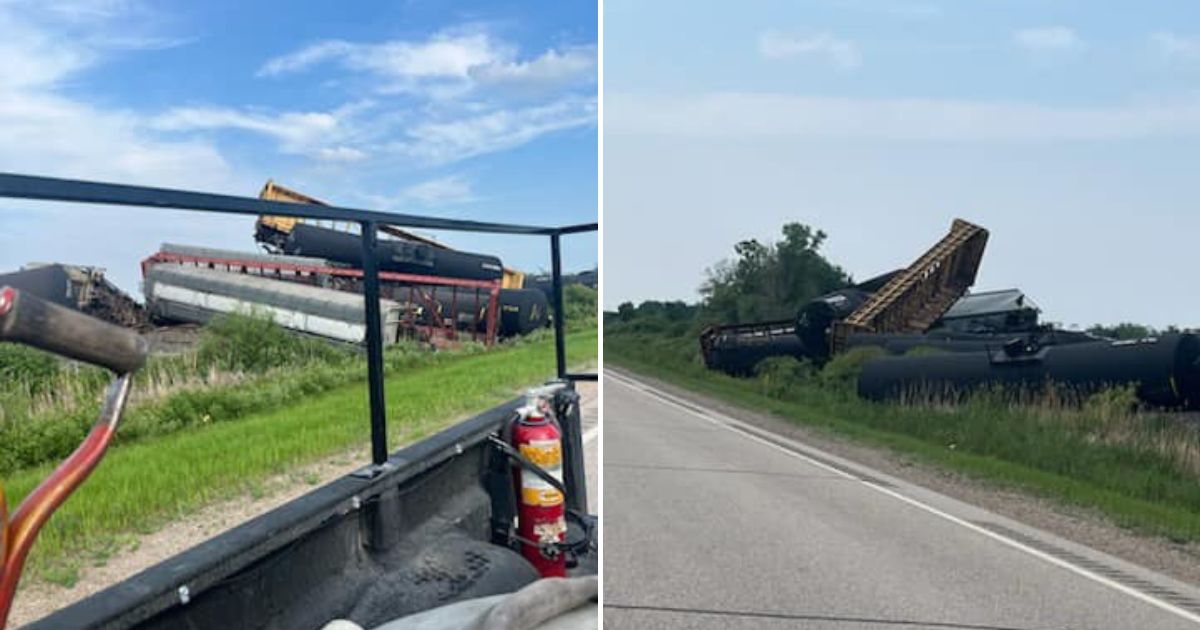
[606,370,1200,626]
[583,426,599,445]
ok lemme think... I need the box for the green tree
[699,223,849,325]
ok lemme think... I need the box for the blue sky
[0,0,597,295]
[605,0,1200,329]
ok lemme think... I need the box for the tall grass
[0,314,371,477]
[194,310,349,372]
[562,285,598,329]
[0,344,60,394]
[607,330,1200,542]
[6,327,597,583]
[0,299,599,480]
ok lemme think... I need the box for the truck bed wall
[28,399,541,630]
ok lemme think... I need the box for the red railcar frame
[140,250,501,346]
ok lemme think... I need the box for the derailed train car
[699,320,807,376]
[425,288,550,338]
[701,280,1199,410]
[701,219,990,374]
[282,223,505,282]
[146,240,550,340]
[698,218,1197,410]
[858,334,1200,410]
[144,264,406,345]
[0,263,148,328]
[275,224,549,337]
[697,284,1023,375]
[841,327,1100,356]
[698,281,886,375]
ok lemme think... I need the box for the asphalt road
[603,370,1200,630]
[580,380,598,509]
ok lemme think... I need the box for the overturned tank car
[859,333,1200,410]
[699,320,807,376]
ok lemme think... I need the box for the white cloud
[0,1,249,295]
[1013,26,1082,52]
[89,33,195,51]
[0,11,95,88]
[10,0,193,60]
[149,99,382,162]
[151,94,596,168]
[0,91,233,187]
[259,28,595,97]
[362,34,500,79]
[0,2,595,200]
[1151,32,1200,61]
[259,32,504,81]
[317,146,368,162]
[0,2,235,189]
[258,40,356,76]
[253,26,597,165]
[151,95,597,168]
[152,107,338,152]
[394,97,597,164]
[607,92,1200,142]
[758,31,861,69]
[0,2,594,289]
[398,175,475,205]
[471,45,597,90]
[40,0,140,23]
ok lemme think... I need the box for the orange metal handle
[0,288,146,628]
[0,375,134,627]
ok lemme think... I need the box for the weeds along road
[603,369,1200,630]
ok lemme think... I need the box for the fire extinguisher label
[520,439,564,506]
[533,518,567,542]
[521,481,563,506]
[519,439,561,468]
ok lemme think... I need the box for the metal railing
[0,173,597,473]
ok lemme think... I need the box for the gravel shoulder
[610,366,1200,589]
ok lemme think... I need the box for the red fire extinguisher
[510,402,567,577]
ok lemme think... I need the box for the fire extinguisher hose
[487,435,567,495]
[486,435,596,558]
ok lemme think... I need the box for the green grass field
[7,328,596,584]
[607,330,1200,545]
